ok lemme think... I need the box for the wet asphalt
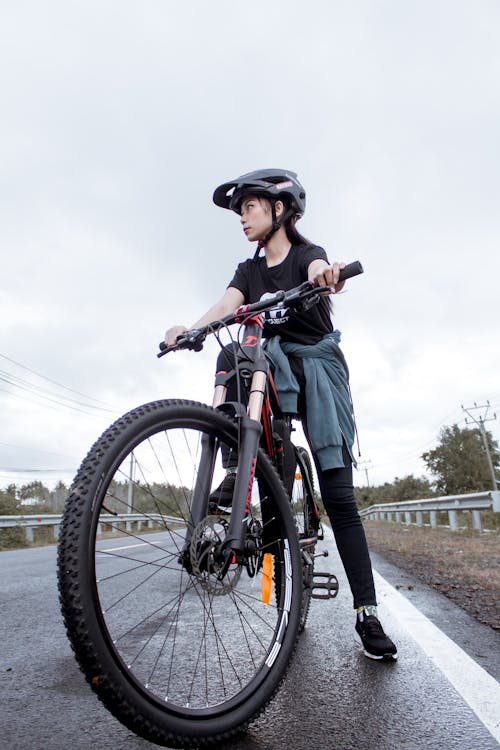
[1,532,499,750]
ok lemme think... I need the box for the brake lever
[184,334,205,352]
[176,329,206,352]
[297,292,322,311]
[285,283,329,312]
[157,329,206,358]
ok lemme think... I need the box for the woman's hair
[252,194,311,247]
[282,203,333,314]
[284,217,310,247]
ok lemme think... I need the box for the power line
[0,383,115,419]
[0,365,117,413]
[0,358,122,419]
[0,441,76,459]
[0,472,75,485]
[359,403,483,474]
[0,352,114,408]
[0,467,75,473]
[0,367,97,407]
[0,371,117,416]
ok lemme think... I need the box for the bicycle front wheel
[58,399,302,748]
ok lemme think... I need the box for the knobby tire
[57,400,303,748]
[291,445,318,631]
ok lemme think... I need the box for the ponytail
[284,216,310,247]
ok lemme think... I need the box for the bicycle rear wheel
[58,399,302,748]
[291,445,319,631]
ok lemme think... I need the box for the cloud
[1,0,499,488]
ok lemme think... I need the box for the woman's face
[240,195,280,242]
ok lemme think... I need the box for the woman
[165,169,398,661]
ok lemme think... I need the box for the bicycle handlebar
[158,260,363,357]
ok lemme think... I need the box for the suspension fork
[181,378,230,549]
[181,372,236,554]
[222,317,268,553]
[185,317,268,557]
[185,433,218,539]
[222,366,267,553]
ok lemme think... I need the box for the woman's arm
[164,286,245,346]
[308,259,346,293]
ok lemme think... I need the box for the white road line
[97,539,163,553]
[373,568,500,744]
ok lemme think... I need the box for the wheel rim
[87,410,297,715]
[291,449,317,630]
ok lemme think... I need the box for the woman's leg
[209,345,246,507]
[215,343,249,409]
[215,344,248,470]
[290,353,376,609]
[290,357,397,657]
[315,448,398,657]
[314,444,376,608]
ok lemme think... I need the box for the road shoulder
[370,548,500,682]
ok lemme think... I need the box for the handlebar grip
[338,260,363,282]
[158,260,363,357]
[158,334,186,356]
[157,329,206,357]
[157,342,177,358]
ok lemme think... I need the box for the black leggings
[215,345,377,609]
[312,443,376,608]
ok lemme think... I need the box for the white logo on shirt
[260,292,290,325]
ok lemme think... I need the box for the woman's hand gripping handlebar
[158,260,363,357]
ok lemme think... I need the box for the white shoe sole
[355,633,398,661]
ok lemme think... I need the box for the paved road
[1,532,499,750]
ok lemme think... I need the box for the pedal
[311,572,339,600]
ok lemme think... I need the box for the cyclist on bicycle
[165,168,397,661]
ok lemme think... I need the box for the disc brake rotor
[189,516,242,595]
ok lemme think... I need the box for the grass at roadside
[363,520,500,632]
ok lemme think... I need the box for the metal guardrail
[360,490,500,532]
[3,490,499,543]
[0,513,182,544]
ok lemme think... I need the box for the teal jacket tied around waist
[264,332,356,471]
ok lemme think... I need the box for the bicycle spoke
[59,400,301,736]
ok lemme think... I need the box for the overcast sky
[1,0,499,491]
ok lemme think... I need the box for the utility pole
[357,459,373,488]
[461,401,498,491]
[127,453,135,513]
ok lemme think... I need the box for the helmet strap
[264,202,295,243]
[253,241,265,259]
[252,202,295,258]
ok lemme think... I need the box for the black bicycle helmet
[213,169,306,218]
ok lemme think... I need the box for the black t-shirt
[228,243,334,345]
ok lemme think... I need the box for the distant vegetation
[356,423,499,510]
[0,479,190,517]
[0,478,191,550]
[355,474,435,509]
[1,423,498,545]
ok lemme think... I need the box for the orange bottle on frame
[261,553,273,604]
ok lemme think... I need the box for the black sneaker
[208,473,235,515]
[355,612,398,661]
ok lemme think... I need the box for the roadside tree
[422,424,500,495]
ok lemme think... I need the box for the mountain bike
[57,261,363,748]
